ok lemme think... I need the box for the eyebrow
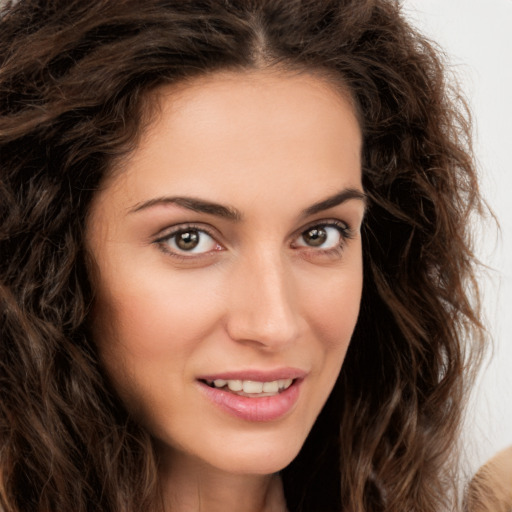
[129,196,242,221]
[128,188,367,220]
[300,188,367,218]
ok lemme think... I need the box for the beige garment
[466,445,512,512]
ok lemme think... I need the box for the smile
[197,370,306,422]
[203,378,294,396]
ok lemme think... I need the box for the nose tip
[224,254,300,350]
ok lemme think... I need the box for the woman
[0,0,485,511]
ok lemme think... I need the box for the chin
[212,453,297,476]
[161,425,307,477]
[206,430,307,475]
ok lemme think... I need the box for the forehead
[147,69,361,162]
[101,70,362,213]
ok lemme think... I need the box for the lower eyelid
[296,245,345,264]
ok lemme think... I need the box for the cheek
[89,264,226,410]
[94,264,221,352]
[301,257,363,385]
[305,262,362,346]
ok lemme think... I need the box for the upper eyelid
[153,222,220,242]
[292,218,351,239]
[301,218,349,230]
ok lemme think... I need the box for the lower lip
[198,380,302,422]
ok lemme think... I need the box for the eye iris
[303,227,327,247]
[176,230,200,250]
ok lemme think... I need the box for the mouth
[196,370,305,422]
[200,378,294,397]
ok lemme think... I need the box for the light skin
[86,69,365,512]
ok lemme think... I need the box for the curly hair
[0,0,484,511]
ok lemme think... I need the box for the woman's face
[86,70,365,476]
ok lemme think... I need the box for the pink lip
[196,367,307,422]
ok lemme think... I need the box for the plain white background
[403,0,512,474]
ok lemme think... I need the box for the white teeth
[281,378,293,390]
[209,378,294,395]
[243,381,264,393]
[227,380,243,392]
[262,381,279,393]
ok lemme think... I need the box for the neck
[158,450,288,512]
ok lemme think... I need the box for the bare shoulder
[466,446,512,512]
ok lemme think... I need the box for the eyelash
[293,219,353,258]
[153,220,354,261]
[153,223,222,261]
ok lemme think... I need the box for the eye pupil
[176,230,200,250]
[304,227,327,247]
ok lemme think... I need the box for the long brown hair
[0,0,484,510]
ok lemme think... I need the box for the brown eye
[176,230,200,250]
[295,223,347,250]
[159,228,220,255]
[302,227,327,247]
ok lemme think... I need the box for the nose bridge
[225,247,300,348]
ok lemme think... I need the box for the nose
[224,250,301,350]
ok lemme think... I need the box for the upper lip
[197,367,308,382]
